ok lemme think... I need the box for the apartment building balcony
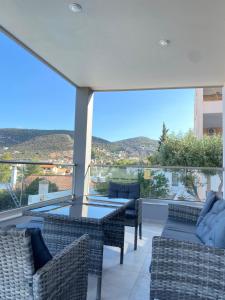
[195,87,223,138]
[203,113,222,135]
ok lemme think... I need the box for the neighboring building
[194,87,222,138]
[194,88,223,198]
[41,165,72,175]
[41,165,58,174]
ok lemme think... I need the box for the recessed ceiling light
[159,39,170,47]
[69,3,82,13]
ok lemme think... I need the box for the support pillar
[72,87,94,199]
[222,87,225,193]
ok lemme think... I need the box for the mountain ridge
[0,128,158,162]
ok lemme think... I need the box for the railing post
[72,87,94,199]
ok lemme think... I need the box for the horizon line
[0,127,160,142]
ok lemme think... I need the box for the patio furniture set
[4,183,224,300]
[0,182,142,300]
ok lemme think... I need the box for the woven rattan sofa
[0,227,89,300]
[150,191,225,300]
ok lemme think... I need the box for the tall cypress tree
[158,122,169,151]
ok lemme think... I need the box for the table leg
[134,225,138,250]
[139,223,142,240]
[96,275,102,300]
[120,245,124,264]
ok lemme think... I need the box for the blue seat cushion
[27,228,52,271]
[162,228,203,245]
[196,191,218,225]
[196,199,225,248]
[165,219,196,234]
[108,182,140,199]
[125,209,137,219]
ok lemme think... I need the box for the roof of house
[41,165,56,169]
[24,175,72,191]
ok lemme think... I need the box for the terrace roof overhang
[1,0,225,91]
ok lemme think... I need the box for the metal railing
[90,165,224,202]
[0,160,75,213]
[0,160,75,166]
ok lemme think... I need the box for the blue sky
[94,89,194,141]
[0,32,195,142]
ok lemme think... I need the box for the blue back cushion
[196,199,225,248]
[27,228,52,271]
[108,182,140,209]
[196,191,218,225]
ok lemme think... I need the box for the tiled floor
[0,216,164,300]
[87,222,164,300]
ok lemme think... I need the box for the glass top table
[31,202,119,220]
[28,196,133,221]
[86,195,132,205]
[24,196,135,300]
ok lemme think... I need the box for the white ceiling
[1,0,225,91]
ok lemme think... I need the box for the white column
[72,87,94,199]
[194,88,204,139]
[222,87,225,193]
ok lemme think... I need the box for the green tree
[116,159,138,166]
[0,153,12,183]
[138,170,169,198]
[151,132,222,200]
[91,149,96,159]
[25,178,58,195]
[25,164,43,177]
[94,182,109,195]
[158,122,169,151]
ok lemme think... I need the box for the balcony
[1,214,162,300]
[203,93,222,102]
[1,1,225,299]
[0,160,221,299]
[0,161,213,300]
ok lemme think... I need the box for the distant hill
[0,128,158,161]
[0,128,109,147]
[113,136,158,155]
[13,134,73,153]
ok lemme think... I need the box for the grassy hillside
[113,136,158,154]
[0,128,109,147]
[0,128,158,162]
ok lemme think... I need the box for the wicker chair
[0,227,89,300]
[150,203,225,300]
[108,182,142,250]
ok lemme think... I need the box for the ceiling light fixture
[69,3,82,13]
[159,39,170,47]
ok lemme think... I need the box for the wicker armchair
[0,227,89,300]
[108,182,142,250]
[150,203,225,300]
